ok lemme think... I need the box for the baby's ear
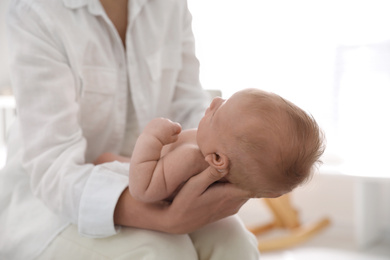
[205,153,229,176]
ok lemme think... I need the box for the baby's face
[197,96,225,157]
[197,91,247,156]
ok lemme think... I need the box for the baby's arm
[129,118,182,202]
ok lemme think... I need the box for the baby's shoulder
[168,130,208,170]
[162,129,197,154]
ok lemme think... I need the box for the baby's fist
[145,118,182,144]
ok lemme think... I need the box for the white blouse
[0,0,209,259]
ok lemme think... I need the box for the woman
[0,0,260,259]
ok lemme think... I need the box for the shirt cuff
[78,161,129,238]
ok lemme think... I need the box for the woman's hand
[162,166,250,234]
[114,166,250,234]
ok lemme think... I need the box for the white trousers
[37,215,260,260]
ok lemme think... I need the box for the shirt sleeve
[170,0,210,129]
[7,1,127,238]
[78,162,130,237]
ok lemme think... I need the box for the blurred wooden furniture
[248,194,330,252]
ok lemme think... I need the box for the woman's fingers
[163,167,250,234]
[183,166,250,199]
[184,166,226,194]
[166,184,249,234]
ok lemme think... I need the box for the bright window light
[188,0,390,177]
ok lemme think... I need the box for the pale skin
[97,0,250,234]
[129,120,210,202]
[129,90,289,203]
[128,97,234,202]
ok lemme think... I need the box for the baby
[129,88,325,202]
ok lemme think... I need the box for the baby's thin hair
[278,96,326,187]
[226,89,325,194]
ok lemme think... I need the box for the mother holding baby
[0,0,260,259]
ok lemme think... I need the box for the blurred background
[1,0,389,259]
[188,0,390,259]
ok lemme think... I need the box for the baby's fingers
[170,121,182,136]
[165,120,181,143]
[146,118,181,144]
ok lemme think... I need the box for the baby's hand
[144,118,182,145]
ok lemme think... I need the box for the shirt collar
[62,0,150,18]
[62,0,104,16]
[129,0,149,23]
[62,0,151,32]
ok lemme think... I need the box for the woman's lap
[190,215,260,260]
[37,225,198,260]
[37,216,260,260]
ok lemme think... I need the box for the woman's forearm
[114,188,170,231]
[114,166,250,234]
[94,153,131,165]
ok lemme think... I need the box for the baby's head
[197,88,325,198]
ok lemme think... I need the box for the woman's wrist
[114,188,171,232]
[113,188,131,226]
[95,152,131,165]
